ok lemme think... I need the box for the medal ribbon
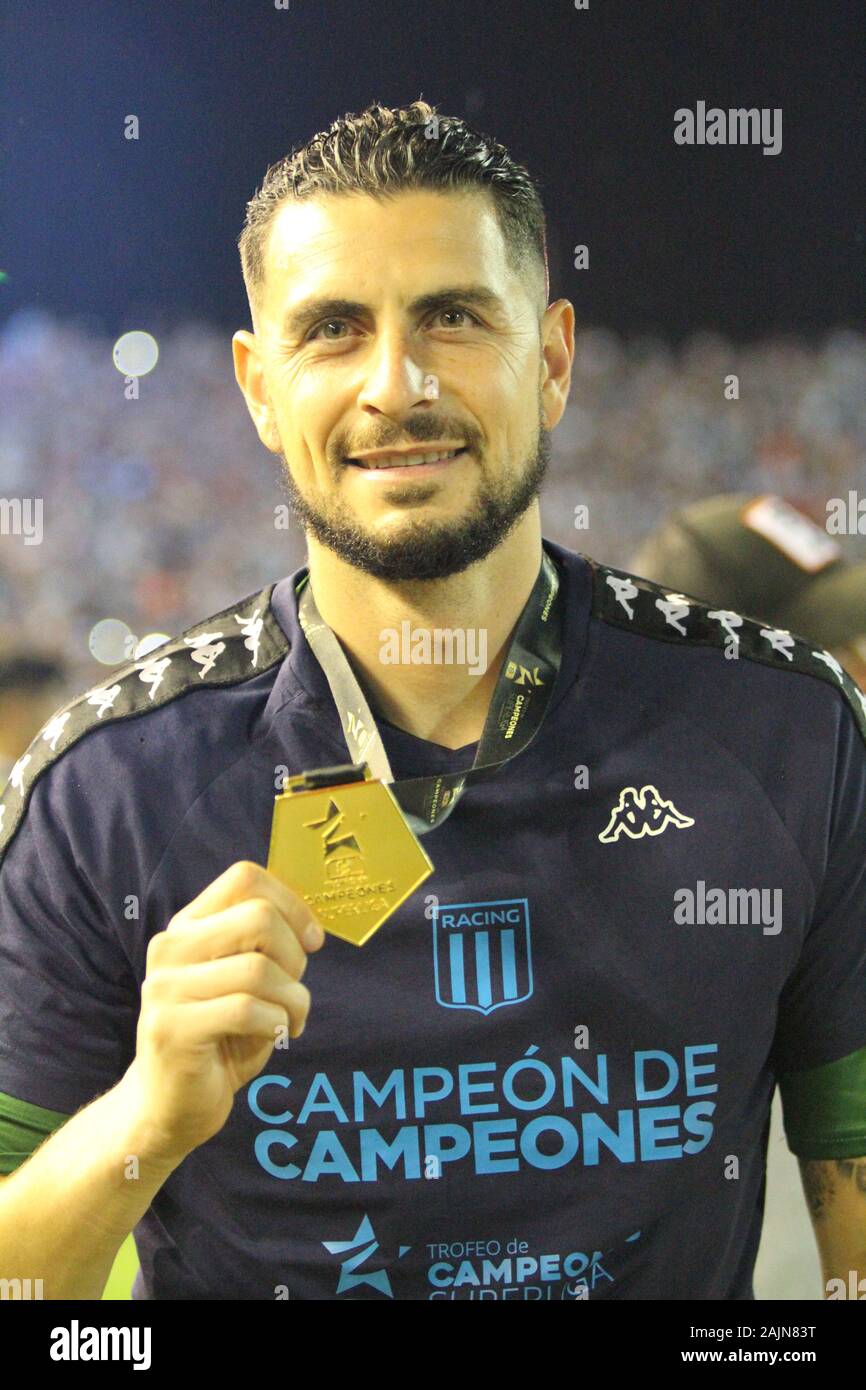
[296,548,564,835]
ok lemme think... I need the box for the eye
[305,305,480,342]
[433,307,479,329]
[307,319,354,342]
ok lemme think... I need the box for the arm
[799,1156,866,1296]
[0,860,318,1300]
[772,696,866,1298]
[0,1065,182,1300]
[781,1046,866,1298]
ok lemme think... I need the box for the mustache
[339,425,473,456]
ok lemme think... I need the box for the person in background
[0,652,68,791]
[629,493,866,689]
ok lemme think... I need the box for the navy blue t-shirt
[1,538,865,1300]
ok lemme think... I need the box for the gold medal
[267,763,433,947]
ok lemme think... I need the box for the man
[0,100,864,1302]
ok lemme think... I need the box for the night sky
[1,0,862,341]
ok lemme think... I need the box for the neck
[305,508,543,748]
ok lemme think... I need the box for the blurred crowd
[542,325,866,564]
[0,307,864,766]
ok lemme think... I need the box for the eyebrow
[280,284,506,339]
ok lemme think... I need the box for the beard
[275,408,552,582]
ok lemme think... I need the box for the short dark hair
[238,99,549,327]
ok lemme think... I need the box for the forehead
[263,188,511,303]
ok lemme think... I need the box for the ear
[539,298,575,430]
[231,330,281,453]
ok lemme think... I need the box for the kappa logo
[184,630,227,678]
[599,785,695,843]
[322,1214,410,1298]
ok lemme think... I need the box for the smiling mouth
[344,447,466,469]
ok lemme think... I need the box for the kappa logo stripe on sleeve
[586,558,866,750]
[2,557,864,874]
[0,585,290,869]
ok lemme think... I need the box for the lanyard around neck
[296,548,564,835]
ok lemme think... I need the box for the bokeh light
[134,632,171,658]
[112,331,159,378]
[88,618,135,666]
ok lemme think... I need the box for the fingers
[172,994,307,1045]
[154,898,310,980]
[144,950,310,1018]
[174,860,324,950]
[143,862,324,1049]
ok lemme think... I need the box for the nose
[356,323,434,417]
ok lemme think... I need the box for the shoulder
[579,553,866,749]
[0,583,290,869]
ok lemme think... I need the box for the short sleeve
[0,765,139,1114]
[772,697,866,1075]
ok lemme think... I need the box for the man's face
[233,188,572,580]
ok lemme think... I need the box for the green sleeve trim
[778,1044,866,1159]
[0,1090,72,1176]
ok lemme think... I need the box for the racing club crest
[432,898,533,1015]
